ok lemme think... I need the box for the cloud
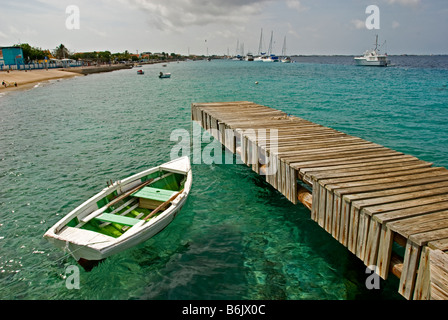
[8,25,38,38]
[351,19,366,30]
[384,0,421,7]
[286,0,307,12]
[287,23,301,39]
[124,0,272,31]
[392,21,400,29]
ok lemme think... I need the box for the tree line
[14,43,183,63]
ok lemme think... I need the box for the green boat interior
[67,170,186,238]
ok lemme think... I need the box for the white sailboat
[254,28,267,62]
[232,40,243,60]
[281,36,291,63]
[262,31,279,62]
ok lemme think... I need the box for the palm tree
[54,44,70,59]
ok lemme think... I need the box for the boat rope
[61,239,111,262]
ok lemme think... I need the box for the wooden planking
[191,101,448,300]
[414,246,432,300]
[429,249,448,299]
[399,240,422,299]
[428,238,448,251]
[315,168,445,247]
[415,241,448,300]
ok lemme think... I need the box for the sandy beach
[0,69,82,93]
[0,64,137,94]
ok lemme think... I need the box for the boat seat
[95,213,141,227]
[131,187,176,209]
[131,187,176,201]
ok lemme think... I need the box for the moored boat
[354,35,389,67]
[261,31,279,62]
[44,157,192,270]
[281,36,291,63]
[262,55,279,62]
[159,72,171,78]
[137,69,144,74]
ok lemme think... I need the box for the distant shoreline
[0,64,135,94]
[60,64,133,75]
[0,69,82,94]
[0,61,177,94]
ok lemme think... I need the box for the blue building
[0,47,25,67]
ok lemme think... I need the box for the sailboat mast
[258,28,264,55]
[268,31,273,56]
[282,36,287,57]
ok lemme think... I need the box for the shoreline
[0,69,82,94]
[60,63,133,75]
[0,64,135,94]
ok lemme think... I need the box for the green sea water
[1,57,447,300]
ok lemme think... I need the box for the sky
[1,0,447,56]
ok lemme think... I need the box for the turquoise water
[1,57,447,300]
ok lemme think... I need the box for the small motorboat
[137,70,144,75]
[159,72,171,78]
[44,157,192,270]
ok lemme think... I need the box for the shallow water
[1,57,447,300]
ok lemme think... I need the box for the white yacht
[254,54,266,62]
[254,29,279,62]
[261,31,279,62]
[262,55,279,62]
[354,35,389,67]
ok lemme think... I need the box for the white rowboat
[44,157,192,270]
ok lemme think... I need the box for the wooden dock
[191,101,448,300]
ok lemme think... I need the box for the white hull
[251,55,280,62]
[44,157,192,267]
[355,36,389,67]
[354,58,388,67]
